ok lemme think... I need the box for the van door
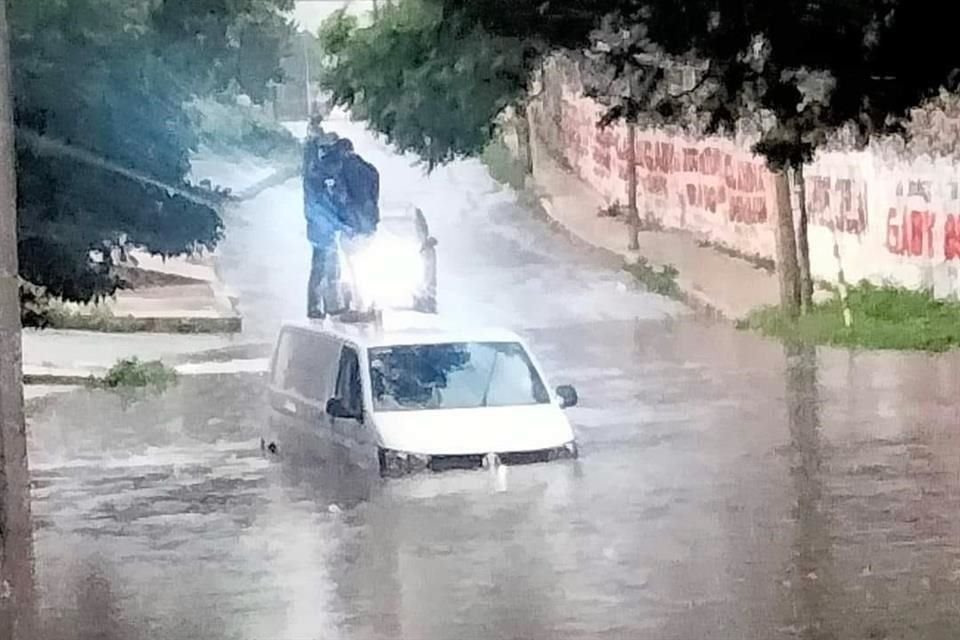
[269,328,340,458]
[331,345,375,469]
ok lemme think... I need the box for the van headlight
[378,448,431,476]
[553,440,579,460]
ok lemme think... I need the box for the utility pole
[625,75,639,251]
[0,0,34,636]
[303,33,312,118]
[626,119,639,250]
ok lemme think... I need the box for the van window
[271,331,296,389]
[369,342,550,412]
[335,346,363,418]
[273,329,340,402]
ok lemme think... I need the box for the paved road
[27,119,960,639]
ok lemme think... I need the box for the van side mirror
[326,397,360,420]
[556,385,578,409]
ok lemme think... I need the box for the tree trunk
[794,164,814,313]
[626,120,639,251]
[372,0,379,20]
[514,101,533,178]
[0,0,35,637]
[774,167,801,318]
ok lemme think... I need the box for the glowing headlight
[345,234,424,309]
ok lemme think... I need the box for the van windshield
[369,342,551,412]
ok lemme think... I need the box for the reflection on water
[782,343,835,639]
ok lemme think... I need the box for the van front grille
[498,449,554,465]
[428,454,485,472]
[426,447,568,472]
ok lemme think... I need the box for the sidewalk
[528,140,779,320]
[21,150,290,391]
[22,330,272,385]
[47,249,242,334]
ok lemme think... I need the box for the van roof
[281,311,523,349]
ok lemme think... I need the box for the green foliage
[317,9,359,56]
[317,1,531,167]
[94,358,179,391]
[10,0,293,323]
[152,0,295,103]
[740,282,960,352]
[186,94,301,162]
[435,0,960,171]
[481,139,526,190]
[624,258,680,298]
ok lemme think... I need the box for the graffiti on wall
[805,176,868,235]
[633,138,677,200]
[532,70,960,294]
[560,99,593,169]
[676,144,769,224]
[885,179,960,260]
[556,97,772,227]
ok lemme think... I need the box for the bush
[481,139,527,190]
[740,281,960,352]
[95,358,179,391]
[624,258,681,298]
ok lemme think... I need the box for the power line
[17,129,224,208]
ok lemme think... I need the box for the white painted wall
[530,74,960,298]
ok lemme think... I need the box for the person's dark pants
[307,242,338,318]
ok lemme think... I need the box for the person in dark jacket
[341,144,380,236]
[304,131,349,318]
[303,131,382,317]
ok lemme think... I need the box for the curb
[23,373,94,386]
[24,364,268,387]
[47,315,242,334]
[529,190,730,322]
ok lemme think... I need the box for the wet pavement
[26,119,960,639]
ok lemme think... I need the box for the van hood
[372,404,575,456]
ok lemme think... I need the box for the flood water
[24,117,960,639]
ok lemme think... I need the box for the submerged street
[26,118,960,639]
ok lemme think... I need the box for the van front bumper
[378,441,578,478]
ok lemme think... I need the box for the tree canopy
[11,0,294,321]
[317,1,533,167]
[319,0,960,317]
[322,0,960,168]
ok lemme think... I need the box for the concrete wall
[528,56,960,299]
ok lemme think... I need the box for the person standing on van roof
[303,125,350,318]
[339,139,380,237]
[303,126,383,318]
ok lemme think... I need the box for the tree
[9,0,294,324]
[317,1,533,168]
[0,0,32,636]
[153,0,296,103]
[570,0,960,316]
[324,0,960,317]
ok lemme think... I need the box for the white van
[265,312,579,477]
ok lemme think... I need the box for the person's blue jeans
[307,240,338,317]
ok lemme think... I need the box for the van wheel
[377,449,388,477]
